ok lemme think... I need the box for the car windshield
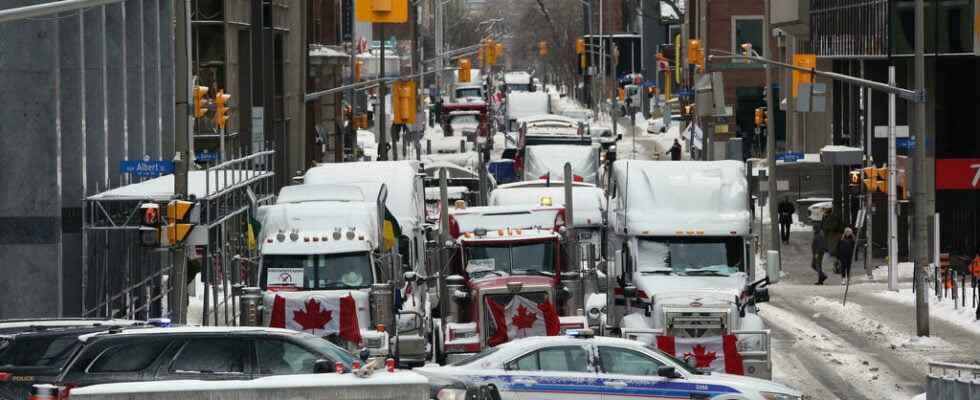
[450,114,479,127]
[449,346,501,366]
[0,334,80,369]
[636,237,744,276]
[261,252,373,290]
[293,334,354,367]
[463,242,556,279]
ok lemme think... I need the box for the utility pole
[763,0,779,256]
[172,0,191,325]
[912,0,930,336]
[888,66,898,291]
[435,0,443,99]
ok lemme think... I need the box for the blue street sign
[120,160,174,177]
[640,80,658,89]
[896,137,914,151]
[677,89,694,98]
[776,152,804,162]
[195,150,220,162]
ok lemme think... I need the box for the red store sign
[936,159,980,190]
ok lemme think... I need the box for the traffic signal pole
[173,0,191,324]
[888,66,898,292]
[913,0,930,336]
[379,25,388,161]
[763,0,779,257]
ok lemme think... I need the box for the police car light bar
[567,328,595,338]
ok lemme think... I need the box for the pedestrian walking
[777,198,795,243]
[812,224,828,285]
[667,139,683,161]
[836,228,857,284]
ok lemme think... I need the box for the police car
[417,329,801,400]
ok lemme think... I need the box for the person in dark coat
[777,198,796,243]
[812,224,828,285]
[836,227,857,283]
[667,139,683,161]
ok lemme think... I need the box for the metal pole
[173,0,191,324]
[888,66,898,292]
[379,26,388,161]
[913,0,930,336]
[0,0,126,23]
[866,85,874,277]
[435,0,443,97]
[764,0,779,257]
[563,163,576,272]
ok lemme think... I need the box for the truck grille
[666,311,727,338]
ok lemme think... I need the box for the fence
[931,259,980,322]
[82,151,276,324]
[927,362,980,400]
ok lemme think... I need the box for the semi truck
[605,160,779,379]
[435,202,588,363]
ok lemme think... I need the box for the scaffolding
[82,151,276,324]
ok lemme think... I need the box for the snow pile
[806,295,951,352]
[870,262,916,281]
[871,288,980,335]
[759,303,920,399]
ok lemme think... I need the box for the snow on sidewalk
[871,287,980,335]
[759,302,920,399]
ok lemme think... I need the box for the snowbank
[871,288,980,335]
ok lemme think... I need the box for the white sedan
[417,330,801,400]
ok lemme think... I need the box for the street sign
[195,150,220,163]
[120,160,175,177]
[677,89,694,98]
[896,137,915,151]
[776,152,804,162]
[936,159,980,190]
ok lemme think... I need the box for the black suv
[0,325,136,400]
[56,326,354,388]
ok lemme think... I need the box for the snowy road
[761,228,980,399]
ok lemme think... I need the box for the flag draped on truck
[486,295,560,347]
[656,335,744,375]
[267,292,362,343]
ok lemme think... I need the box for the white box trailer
[606,160,778,380]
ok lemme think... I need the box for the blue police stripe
[475,375,740,398]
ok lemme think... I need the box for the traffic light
[485,39,497,65]
[392,79,417,125]
[355,0,407,23]
[458,58,471,82]
[580,54,588,70]
[618,87,625,102]
[687,39,704,70]
[538,40,548,57]
[214,90,231,129]
[139,203,162,247]
[862,166,878,191]
[165,200,197,246]
[575,38,585,55]
[354,59,363,81]
[875,167,888,194]
[754,107,767,127]
[193,85,209,119]
[495,42,504,60]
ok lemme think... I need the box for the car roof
[78,326,305,342]
[2,324,132,340]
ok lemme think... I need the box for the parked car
[417,330,801,400]
[0,319,145,336]
[0,325,140,400]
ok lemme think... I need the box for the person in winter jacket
[836,227,857,283]
[777,198,796,243]
[811,224,828,285]
[667,139,683,161]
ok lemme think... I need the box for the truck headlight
[588,307,601,318]
[760,392,800,400]
[436,388,468,400]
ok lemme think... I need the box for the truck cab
[437,204,587,363]
[254,184,390,357]
[605,160,776,380]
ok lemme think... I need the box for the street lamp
[577,0,594,110]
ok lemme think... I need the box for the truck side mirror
[657,365,681,379]
[766,250,780,284]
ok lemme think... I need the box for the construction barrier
[926,362,980,400]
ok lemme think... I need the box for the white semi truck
[605,160,778,380]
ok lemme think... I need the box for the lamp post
[577,0,593,110]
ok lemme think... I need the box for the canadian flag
[656,335,744,375]
[486,295,560,347]
[266,292,362,344]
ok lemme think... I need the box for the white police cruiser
[416,329,801,400]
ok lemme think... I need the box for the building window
[731,16,763,55]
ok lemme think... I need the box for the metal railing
[927,362,980,400]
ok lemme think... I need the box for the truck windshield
[463,242,555,279]
[261,252,373,290]
[636,237,744,276]
[456,88,482,98]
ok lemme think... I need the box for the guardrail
[927,361,980,399]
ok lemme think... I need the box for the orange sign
[792,54,816,97]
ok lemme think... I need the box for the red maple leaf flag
[656,335,744,375]
[511,305,538,334]
[265,292,365,344]
[683,344,718,368]
[293,297,333,333]
[486,299,509,347]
